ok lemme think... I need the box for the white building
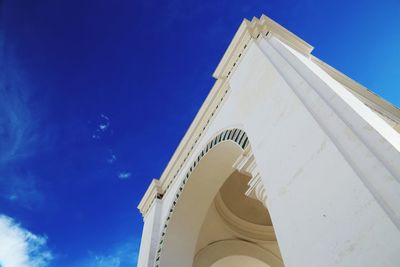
[137,15,400,267]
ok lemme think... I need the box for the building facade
[137,15,400,267]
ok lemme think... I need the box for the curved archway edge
[193,239,283,267]
[155,128,249,266]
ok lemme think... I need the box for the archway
[156,129,283,267]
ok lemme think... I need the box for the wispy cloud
[91,114,111,140]
[99,114,110,131]
[0,49,44,208]
[76,241,139,267]
[117,172,131,180]
[90,115,133,181]
[107,150,117,164]
[0,173,44,209]
[0,84,37,165]
[87,255,120,267]
[0,215,53,267]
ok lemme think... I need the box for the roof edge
[213,14,314,79]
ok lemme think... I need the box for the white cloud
[0,215,52,267]
[117,172,131,180]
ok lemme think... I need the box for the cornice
[311,55,400,125]
[213,15,314,80]
[138,179,162,217]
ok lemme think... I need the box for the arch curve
[193,240,283,267]
[155,128,250,266]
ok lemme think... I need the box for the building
[137,15,400,267]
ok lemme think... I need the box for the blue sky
[0,0,399,266]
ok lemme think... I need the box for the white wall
[137,199,162,267]
[138,35,400,267]
[226,36,400,266]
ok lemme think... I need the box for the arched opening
[157,129,283,267]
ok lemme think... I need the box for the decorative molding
[213,15,314,80]
[138,179,163,218]
[233,147,268,207]
[310,55,400,125]
[246,174,268,208]
[154,128,250,267]
[232,146,258,178]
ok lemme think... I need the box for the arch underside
[155,128,283,267]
